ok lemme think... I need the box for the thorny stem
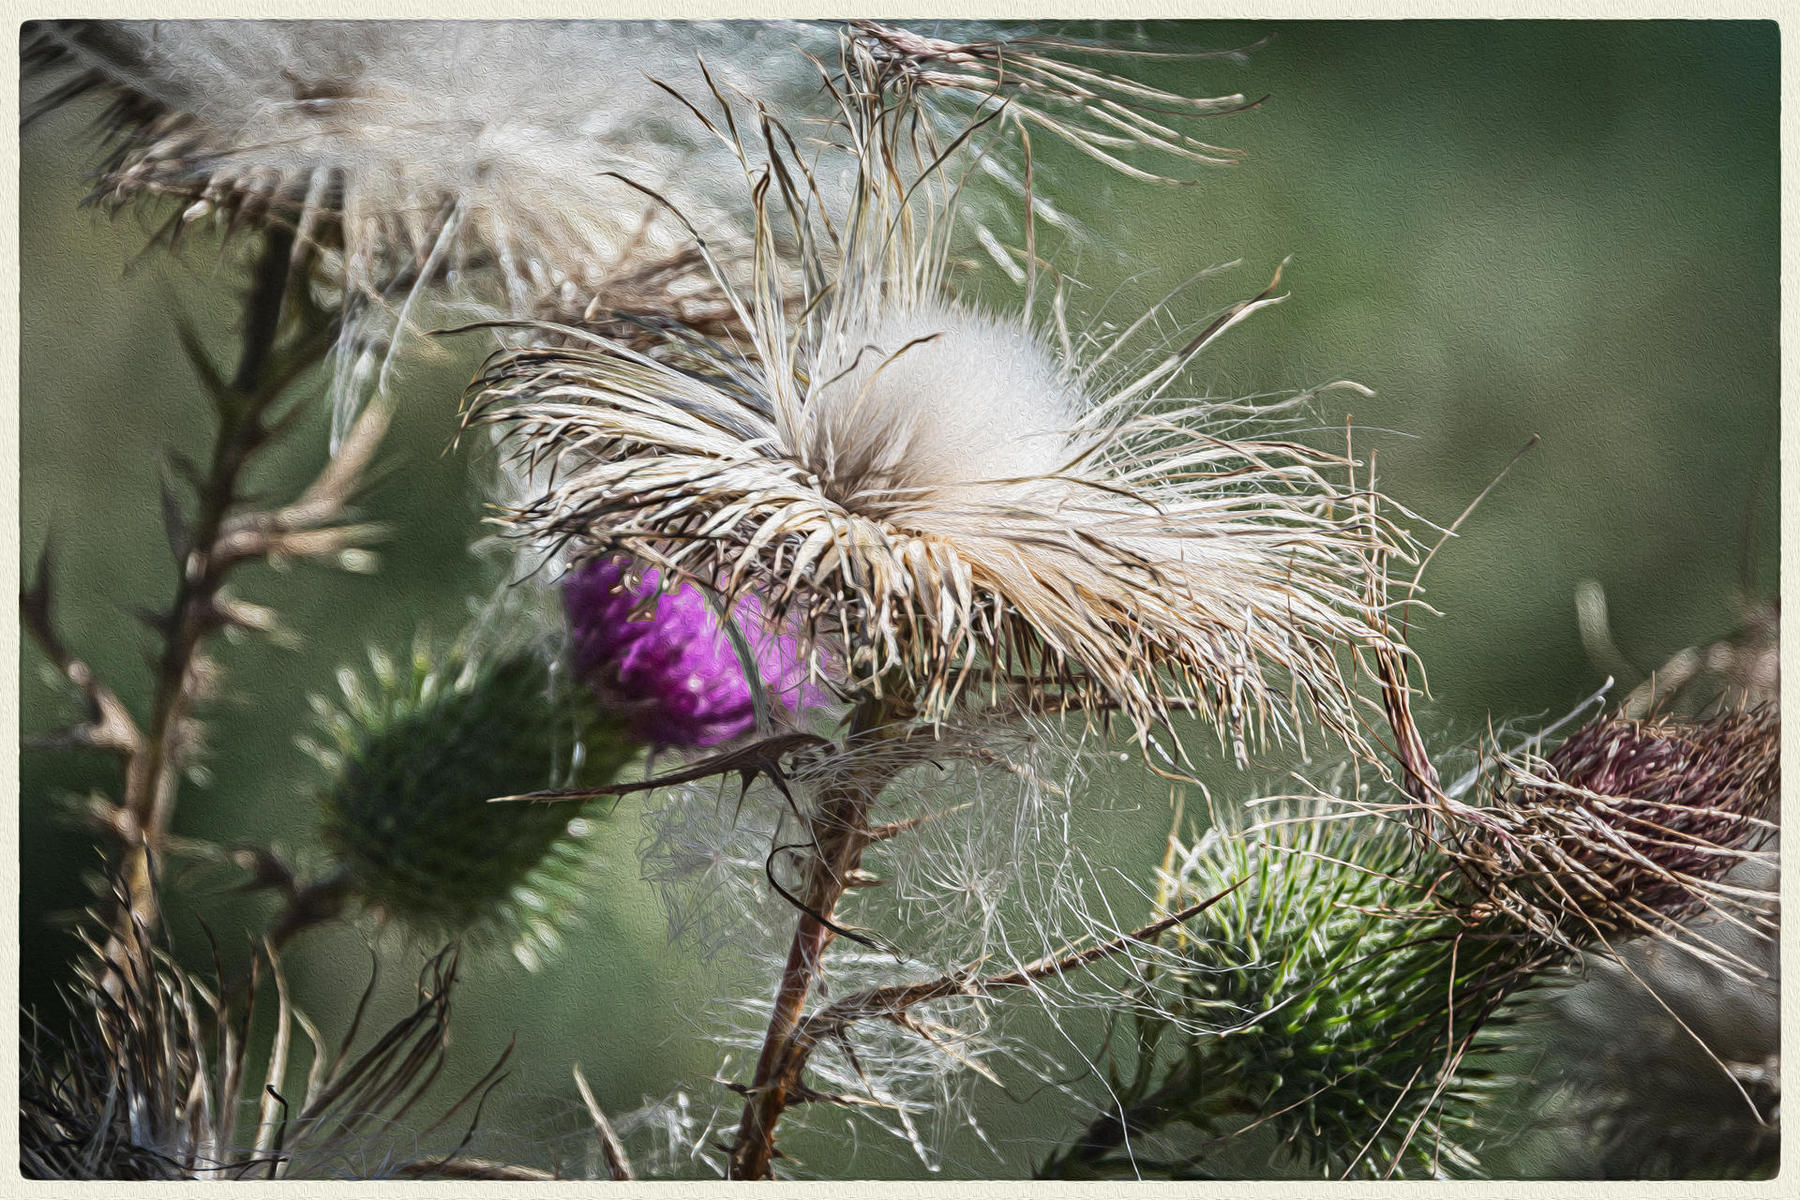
[19,223,374,979]
[726,694,909,1180]
[110,226,308,942]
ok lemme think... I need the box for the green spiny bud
[1045,812,1530,1180]
[308,641,635,966]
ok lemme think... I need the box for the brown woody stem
[97,224,359,966]
[726,695,907,1180]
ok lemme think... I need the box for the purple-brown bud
[1456,706,1777,948]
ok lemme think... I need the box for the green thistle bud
[1044,812,1531,1181]
[1047,707,1780,1181]
[308,641,634,965]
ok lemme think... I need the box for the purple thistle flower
[563,558,822,748]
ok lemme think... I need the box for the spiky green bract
[310,642,634,965]
[1042,812,1546,1181]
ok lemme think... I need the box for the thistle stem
[107,225,323,946]
[726,695,906,1180]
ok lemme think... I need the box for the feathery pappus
[464,40,1414,762]
[25,19,1259,437]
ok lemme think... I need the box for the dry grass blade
[574,1064,637,1180]
[21,890,549,1180]
[797,881,1246,1049]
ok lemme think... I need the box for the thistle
[1044,704,1780,1180]
[310,640,632,964]
[1546,597,1781,1177]
[1447,706,1779,957]
[1041,809,1528,1180]
[465,50,1409,760]
[22,20,830,428]
[25,19,1251,433]
[460,35,1416,1179]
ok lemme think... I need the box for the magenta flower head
[563,558,823,748]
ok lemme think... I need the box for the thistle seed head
[24,20,793,265]
[466,45,1413,761]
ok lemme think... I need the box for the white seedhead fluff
[27,19,1254,440]
[802,300,1090,510]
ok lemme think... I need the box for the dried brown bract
[465,37,1412,761]
[20,889,547,1180]
[850,21,1262,181]
[1449,706,1778,959]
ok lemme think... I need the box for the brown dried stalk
[21,226,386,957]
[726,696,910,1180]
[573,1065,636,1181]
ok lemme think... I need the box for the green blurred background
[19,20,1778,1179]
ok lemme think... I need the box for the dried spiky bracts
[466,44,1411,761]
[1447,706,1778,956]
[23,19,828,428]
[21,893,546,1179]
[23,21,794,273]
[25,20,1262,429]
[849,21,1262,181]
[21,918,214,1179]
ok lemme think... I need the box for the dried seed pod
[1453,706,1778,953]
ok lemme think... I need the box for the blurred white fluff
[640,779,799,960]
[26,19,838,439]
[27,19,1257,447]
